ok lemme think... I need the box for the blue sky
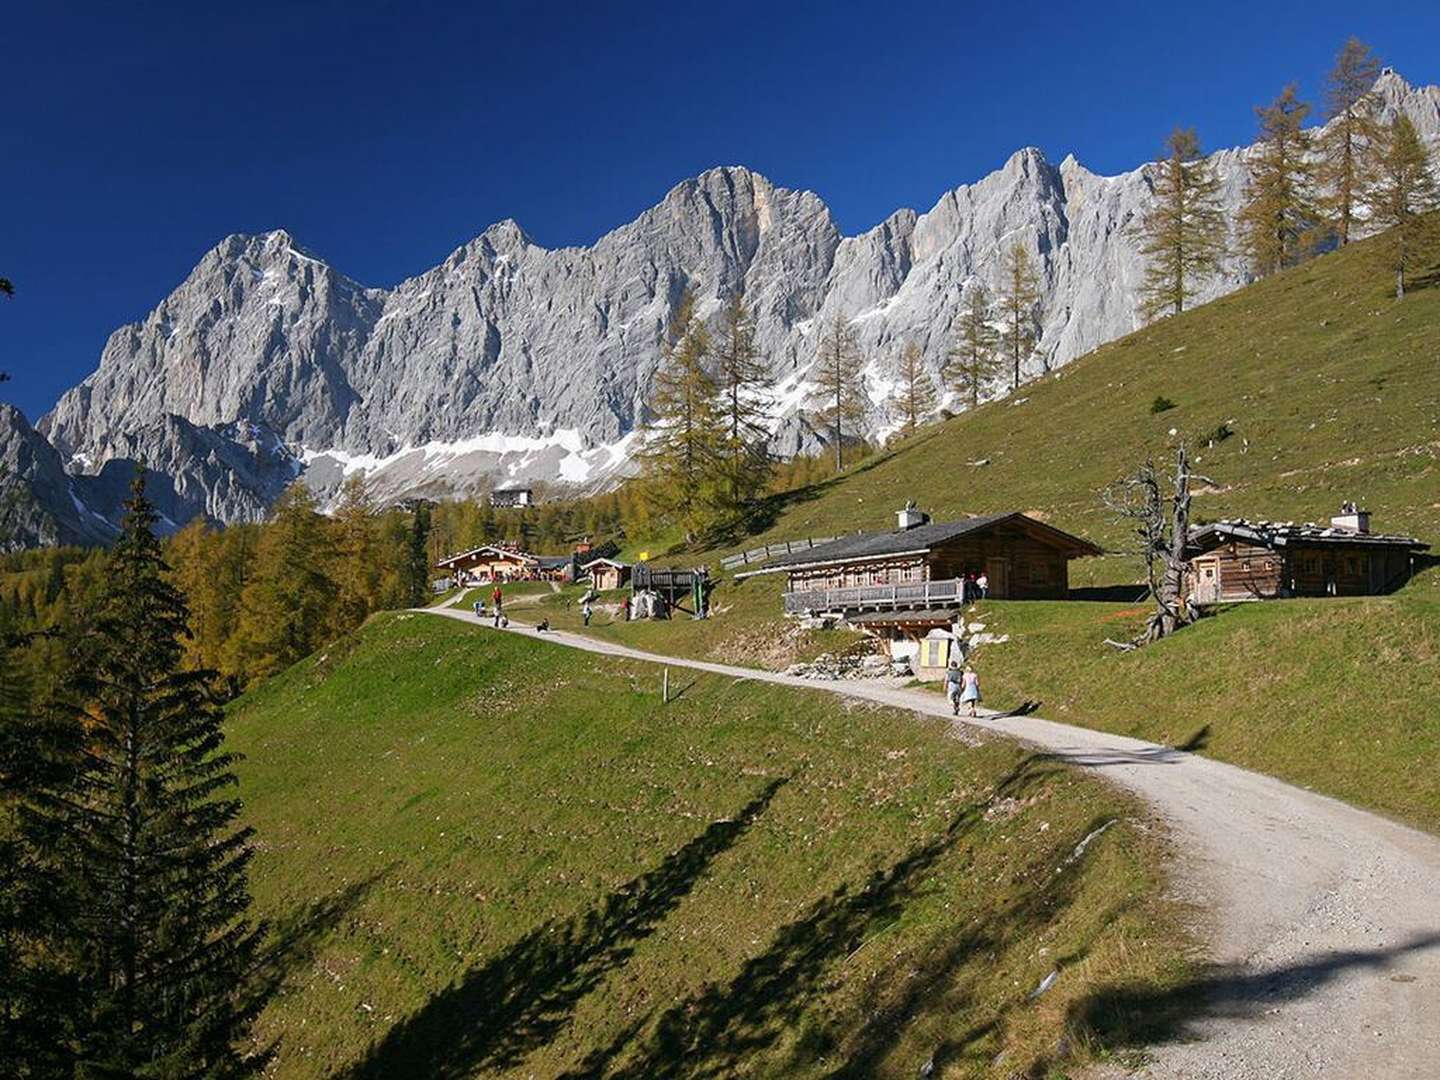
[3,1,1438,421]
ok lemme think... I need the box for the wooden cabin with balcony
[741,505,1102,617]
[1183,505,1428,604]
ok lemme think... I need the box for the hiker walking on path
[473,597,486,617]
[959,665,982,717]
[582,601,593,627]
[620,595,631,622]
[944,660,964,716]
[492,584,504,614]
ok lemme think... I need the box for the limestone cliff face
[25,71,1440,532]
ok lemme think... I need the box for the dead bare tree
[1103,442,1211,645]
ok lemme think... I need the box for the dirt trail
[422,606,1440,1079]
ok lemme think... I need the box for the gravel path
[423,606,1440,1078]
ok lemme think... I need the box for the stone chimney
[1331,502,1371,534]
[896,501,930,530]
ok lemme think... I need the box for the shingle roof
[753,512,1099,572]
[1190,519,1429,552]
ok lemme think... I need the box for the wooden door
[1193,559,1220,604]
[985,557,1009,599]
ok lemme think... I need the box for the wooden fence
[720,536,838,571]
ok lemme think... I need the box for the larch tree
[1316,37,1383,246]
[713,294,774,517]
[1135,127,1228,320]
[946,283,1001,408]
[808,313,867,471]
[998,243,1040,391]
[1369,115,1440,299]
[26,474,264,1075]
[891,341,937,438]
[333,474,381,633]
[234,481,338,682]
[1239,85,1318,277]
[636,288,724,541]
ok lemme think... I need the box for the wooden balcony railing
[782,577,967,615]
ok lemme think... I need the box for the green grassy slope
[731,227,1440,583]
[227,613,1191,1078]
[536,232,1440,833]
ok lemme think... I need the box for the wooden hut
[737,505,1100,668]
[1184,507,1428,603]
[436,544,540,584]
[583,557,631,591]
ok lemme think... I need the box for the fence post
[663,667,670,704]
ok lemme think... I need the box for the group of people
[473,585,509,628]
[960,571,990,604]
[943,660,982,717]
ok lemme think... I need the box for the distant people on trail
[536,618,551,633]
[976,572,989,600]
[620,595,631,622]
[959,665,982,718]
[944,660,964,716]
[581,601,593,627]
[473,598,486,617]
[492,584,504,613]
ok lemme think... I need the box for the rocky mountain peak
[16,68,1440,540]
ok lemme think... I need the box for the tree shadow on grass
[561,754,1073,1079]
[241,871,387,1061]
[341,777,789,1080]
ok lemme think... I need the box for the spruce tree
[808,314,867,471]
[946,283,1001,409]
[1135,127,1227,319]
[405,502,432,607]
[713,294,774,517]
[891,341,937,437]
[1317,37,1383,246]
[1239,85,1318,277]
[998,243,1040,391]
[1369,116,1439,300]
[0,613,80,1077]
[635,288,725,541]
[27,475,264,1076]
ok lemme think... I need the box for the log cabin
[1183,505,1429,604]
[738,505,1101,670]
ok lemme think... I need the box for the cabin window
[1240,561,1251,572]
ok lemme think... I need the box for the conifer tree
[891,341,937,437]
[404,502,432,607]
[713,294,774,517]
[26,475,264,1075]
[1317,37,1383,246]
[808,314,867,471]
[333,475,381,633]
[946,283,1002,408]
[1369,115,1439,300]
[636,288,725,540]
[1239,85,1318,277]
[998,243,1040,391]
[0,613,78,1076]
[234,482,338,681]
[1135,128,1227,319]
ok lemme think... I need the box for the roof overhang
[735,547,932,580]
